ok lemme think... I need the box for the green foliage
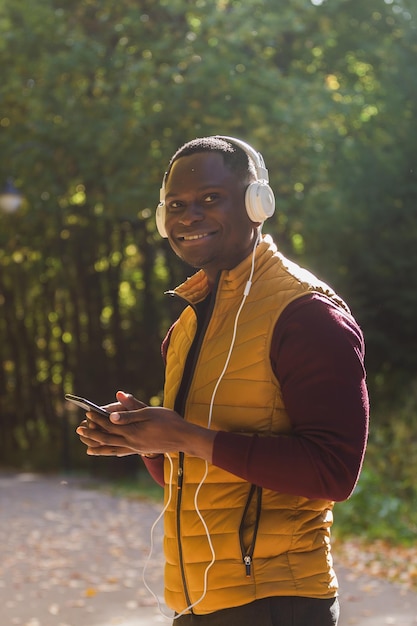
[335,464,417,545]
[0,0,416,493]
[335,379,417,545]
[286,1,417,397]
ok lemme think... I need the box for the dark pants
[174,596,339,626]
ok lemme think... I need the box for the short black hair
[165,136,257,185]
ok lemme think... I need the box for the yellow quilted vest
[162,236,349,615]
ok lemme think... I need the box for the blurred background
[1,0,416,544]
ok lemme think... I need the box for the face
[163,152,259,284]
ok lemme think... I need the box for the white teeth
[183,233,208,241]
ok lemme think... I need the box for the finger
[109,406,149,425]
[116,390,148,410]
[77,433,104,448]
[85,411,113,429]
[78,418,99,430]
[87,445,137,457]
[77,423,131,450]
[76,425,111,445]
[103,401,125,413]
[99,392,147,417]
[101,391,138,414]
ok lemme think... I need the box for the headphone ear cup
[156,203,168,238]
[245,182,276,222]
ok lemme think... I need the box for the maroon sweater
[144,293,369,502]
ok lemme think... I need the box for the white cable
[143,229,261,619]
[172,459,215,619]
[142,453,174,620]
[206,229,260,429]
[142,454,216,620]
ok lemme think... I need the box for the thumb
[115,390,147,411]
[109,407,145,424]
[110,391,148,424]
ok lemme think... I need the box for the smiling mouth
[179,232,210,241]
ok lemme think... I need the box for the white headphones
[155,136,275,238]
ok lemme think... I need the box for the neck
[204,229,262,289]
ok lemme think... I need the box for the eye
[166,200,183,212]
[203,192,219,203]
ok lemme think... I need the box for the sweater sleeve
[141,455,165,487]
[212,294,369,502]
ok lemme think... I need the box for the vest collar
[166,235,277,305]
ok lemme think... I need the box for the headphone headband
[214,135,270,182]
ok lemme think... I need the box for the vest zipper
[171,281,219,613]
[176,452,193,610]
[243,555,252,577]
[177,464,183,487]
[239,485,263,578]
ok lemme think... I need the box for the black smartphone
[65,393,111,418]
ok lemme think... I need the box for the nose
[178,201,204,226]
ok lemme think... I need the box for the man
[76,136,369,625]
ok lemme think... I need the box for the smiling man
[163,148,258,281]
[76,136,369,626]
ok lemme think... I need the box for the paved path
[1,473,416,626]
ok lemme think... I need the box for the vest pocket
[238,484,263,577]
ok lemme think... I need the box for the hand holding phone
[65,394,111,418]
